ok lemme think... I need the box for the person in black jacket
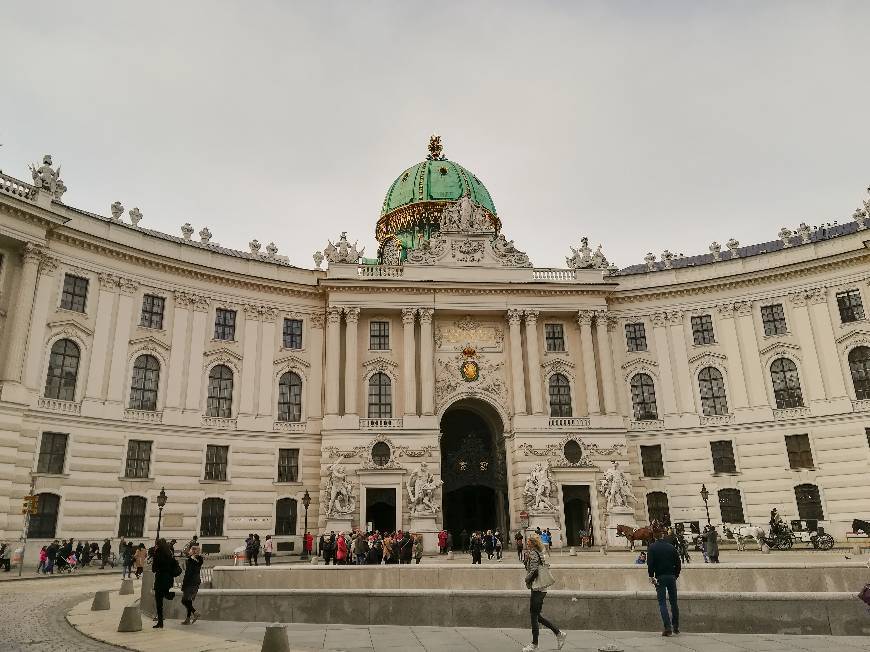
[469,532,483,564]
[181,545,204,625]
[646,530,681,636]
[152,538,176,629]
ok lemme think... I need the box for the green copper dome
[376,135,499,244]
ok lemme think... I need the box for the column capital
[118,277,139,295]
[401,307,417,324]
[310,312,326,329]
[38,254,58,276]
[22,241,44,265]
[98,272,119,291]
[804,287,828,305]
[343,306,360,323]
[523,309,539,324]
[418,307,434,324]
[506,308,524,325]
[175,290,209,311]
[650,310,683,327]
[327,306,343,324]
[576,310,594,327]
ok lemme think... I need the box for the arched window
[718,488,745,523]
[129,354,160,411]
[646,491,670,525]
[277,371,303,422]
[548,373,572,417]
[372,441,391,467]
[367,373,392,419]
[200,497,225,537]
[27,493,60,538]
[118,496,147,537]
[43,339,80,401]
[698,367,728,416]
[275,497,297,535]
[563,440,584,464]
[795,483,824,521]
[770,358,804,409]
[848,346,870,400]
[630,373,658,420]
[206,365,234,418]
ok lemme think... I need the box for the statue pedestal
[324,516,353,534]
[528,511,562,549]
[605,507,637,548]
[408,513,439,554]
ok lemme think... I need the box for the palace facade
[1,139,869,558]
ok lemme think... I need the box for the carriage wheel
[816,534,834,550]
[775,534,793,550]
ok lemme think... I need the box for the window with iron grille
[129,354,160,411]
[640,445,664,477]
[206,365,234,417]
[760,303,787,336]
[367,372,392,418]
[282,318,303,349]
[698,367,729,416]
[630,373,658,420]
[204,445,229,481]
[200,497,225,536]
[691,314,716,345]
[275,498,297,536]
[124,440,152,479]
[794,483,824,520]
[140,294,165,329]
[785,434,814,469]
[548,373,572,417]
[60,274,89,312]
[277,372,302,422]
[27,493,60,538]
[711,440,737,474]
[848,346,870,400]
[836,289,864,323]
[718,488,745,523]
[43,338,80,401]
[214,308,236,340]
[646,491,670,524]
[277,448,299,483]
[37,432,68,475]
[625,322,647,352]
[118,496,147,537]
[770,358,804,409]
[544,323,565,352]
[369,321,390,350]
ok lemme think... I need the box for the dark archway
[365,488,396,533]
[440,399,509,544]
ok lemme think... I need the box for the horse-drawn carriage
[787,519,835,550]
[723,519,834,551]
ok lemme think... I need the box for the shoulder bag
[531,551,556,591]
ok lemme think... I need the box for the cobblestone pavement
[0,574,124,651]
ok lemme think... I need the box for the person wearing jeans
[522,535,567,652]
[647,529,681,636]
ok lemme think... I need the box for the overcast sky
[2,2,869,269]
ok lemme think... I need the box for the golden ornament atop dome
[427,133,445,161]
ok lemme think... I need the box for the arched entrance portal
[440,399,509,544]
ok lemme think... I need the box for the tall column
[788,292,825,402]
[594,311,618,414]
[23,254,58,390]
[733,302,767,406]
[650,312,679,415]
[577,310,600,416]
[1,243,41,384]
[402,307,417,416]
[256,308,278,418]
[239,304,262,416]
[806,288,848,399]
[524,310,544,415]
[324,307,342,416]
[306,312,326,419]
[83,273,119,401]
[164,293,192,411]
[715,304,749,410]
[668,311,694,414]
[184,297,210,411]
[343,307,360,416]
[507,309,527,416]
[106,278,139,404]
[419,308,435,415]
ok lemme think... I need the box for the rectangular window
[277,448,299,483]
[124,440,152,479]
[36,432,68,474]
[711,440,737,474]
[785,434,814,470]
[544,323,565,352]
[836,289,864,323]
[275,498,297,536]
[60,274,89,312]
[200,498,225,537]
[691,314,716,345]
[760,303,787,336]
[369,321,390,350]
[214,308,236,340]
[718,489,745,524]
[204,445,229,481]
[282,318,303,349]
[625,322,647,352]
[139,294,165,329]
[640,444,664,478]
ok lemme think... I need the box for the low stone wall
[211,562,866,593]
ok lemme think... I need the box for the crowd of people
[317,530,424,564]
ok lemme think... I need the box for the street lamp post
[156,487,167,540]
[301,490,311,560]
[700,484,711,526]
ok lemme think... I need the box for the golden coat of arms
[461,359,480,382]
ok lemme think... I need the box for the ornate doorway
[440,399,509,540]
[562,485,592,546]
[365,488,396,533]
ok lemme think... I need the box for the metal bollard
[91,590,110,611]
[261,623,291,652]
[117,605,143,632]
[119,578,134,595]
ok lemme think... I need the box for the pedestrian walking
[522,534,566,652]
[399,531,413,564]
[121,542,134,578]
[470,532,483,565]
[413,534,423,564]
[438,529,448,554]
[100,538,113,569]
[151,538,178,629]
[133,543,147,579]
[37,546,47,573]
[484,530,494,560]
[704,526,719,563]
[494,531,503,560]
[336,531,348,564]
[0,543,11,571]
[263,534,273,566]
[446,530,453,553]
[647,529,681,636]
[181,544,204,625]
[541,529,552,558]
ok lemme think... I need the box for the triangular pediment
[758,341,800,357]
[203,347,242,363]
[688,351,727,365]
[46,318,94,340]
[274,353,310,368]
[129,335,170,354]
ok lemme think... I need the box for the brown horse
[616,521,667,550]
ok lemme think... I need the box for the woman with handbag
[522,535,566,652]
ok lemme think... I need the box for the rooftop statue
[566,237,610,270]
[321,232,364,265]
[29,154,67,200]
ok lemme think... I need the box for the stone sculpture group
[407,462,443,515]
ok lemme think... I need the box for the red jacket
[336,536,347,561]
[438,530,448,546]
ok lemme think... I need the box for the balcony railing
[532,268,577,282]
[273,421,305,432]
[360,417,403,430]
[773,407,811,420]
[358,265,404,278]
[628,418,665,431]
[852,400,870,412]
[201,416,238,429]
[0,172,37,201]
[36,397,81,415]
[699,414,734,426]
[548,417,591,429]
[124,409,163,423]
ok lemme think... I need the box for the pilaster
[105,277,139,411]
[525,310,544,415]
[22,253,58,391]
[324,307,342,416]
[343,307,360,416]
[402,307,417,416]
[594,311,618,415]
[183,295,210,412]
[306,312,326,421]
[577,310,600,416]
[0,243,41,402]
[418,308,435,416]
[507,309,527,416]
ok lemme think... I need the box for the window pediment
[273,353,310,369]
[362,356,399,373]
[687,351,727,366]
[835,329,870,354]
[45,319,94,342]
[128,335,170,355]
